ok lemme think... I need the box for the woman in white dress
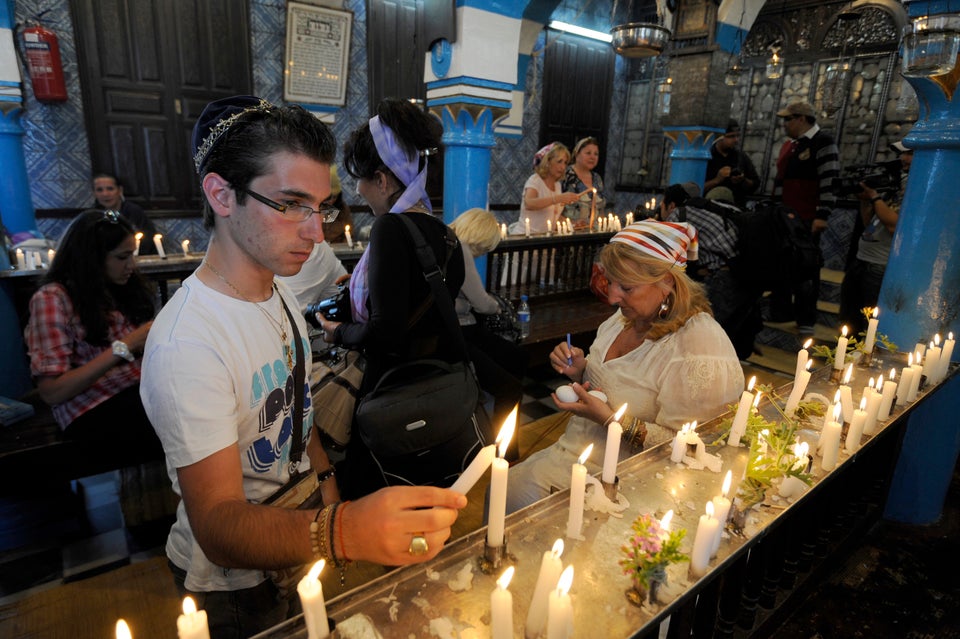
[517,142,583,234]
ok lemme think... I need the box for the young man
[141,96,466,637]
[703,120,760,208]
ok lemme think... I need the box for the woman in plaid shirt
[24,209,160,451]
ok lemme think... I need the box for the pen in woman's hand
[566,333,573,366]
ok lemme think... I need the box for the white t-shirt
[277,241,347,312]
[141,274,314,592]
[519,173,563,234]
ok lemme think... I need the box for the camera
[834,163,900,197]
[305,285,351,327]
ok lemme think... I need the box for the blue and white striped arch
[715,0,765,56]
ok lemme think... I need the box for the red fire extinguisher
[21,23,68,103]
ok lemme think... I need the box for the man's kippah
[191,95,274,174]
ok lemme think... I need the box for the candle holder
[601,476,619,501]
[858,351,874,367]
[479,535,514,574]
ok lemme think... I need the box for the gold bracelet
[309,504,334,562]
[624,416,648,452]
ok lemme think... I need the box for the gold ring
[408,534,429,556]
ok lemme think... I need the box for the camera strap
[280,293,307,475]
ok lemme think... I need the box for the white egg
[588,390,608,403]
[555,384,579,403]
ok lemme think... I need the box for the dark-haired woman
[316,98,466,497]
[562,137,606,229]
[24,209,160,451]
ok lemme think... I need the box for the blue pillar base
[0,281,32,398]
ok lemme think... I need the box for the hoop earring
[658,296,671,320]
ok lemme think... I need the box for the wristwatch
[111,340,135,362]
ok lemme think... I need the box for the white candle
[671,422,693,463]
[134,232,143,256]
[863,307,879,354]
[546,219,552,235]
[297,561,329,639]
[153,234,166,258]
[906,352,923,402]
[878,369,898,420]
[343,224,354,248]
[817,391,841,453]
[449,444,495,494]
[491,566,515,639]
[710,470,733,557]
[915,342,927,358]
[181,239,190,256]
[795,338,813,378]
[500,222,507,239]
[834,326,849,371]
[690,502,719,578]
[25,250,36,270]
[820,404,843,471]
[116,619,132,639]
[937,333,955,382]
[546,565,574,639]
[177,596,211,639]
[897,354,916,405]
[47,248,55,266]
[862,378,882,436]
[922,337,941,385]
[839,364,854,424]
[526,540,564,639]
[601,404,626,484]
[566,444,593,539]
[845,397,868,454]
[780,442,811,498]
[525,217,531,237]
[785,360,813,417]
[14,248,25,269]
[728,376,756,447]
[487,407,517,548]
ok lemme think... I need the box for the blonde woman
[518,142,583,234]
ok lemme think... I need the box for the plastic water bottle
[517,295,531,340]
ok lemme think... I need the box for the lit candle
[820,404,843,471]
[297,560,329,639]
[134,232,143,256]
[500,222,508,239]
[877,369,898,420]
[566,444,593,539]
[845,397,868,454]
[817,390,841,453]
[906,351,923,402]
[690,501,719,577]
[449,443,496,494]
[526,539,564,639]
[795,338,813,378]
[863,307,879,354]
[15,248,26,269]
[660,509,674,533]
[25,250,36,270]
[525,217,531,237]
[710,470,733,557]
[785,360,813,417]
[47,248,55,266]
[487,407,518,548]
[671,421,693,463]
[897,354,916,405]
[153,234,166,258]
[862,377,882,436]
[116,619,133,639]
[546,219,552,236]
[590,188,597,225]
[601,404,626,484]
[834,326,849,371]
[839,364,854,424]
[546,565,574,639]
[181,239,190,256]
[922,336,941,385]
[491,566,515,639]
[177,596,211,639]
[344,224,353,248]
[937,332,955,382]
[728,376,756,447]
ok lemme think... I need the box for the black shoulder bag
[354,215,493,487]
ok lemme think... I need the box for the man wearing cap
[140,96,466,636]
[769,101,840,331]
[703,120,760,208]
[838,139,911,335]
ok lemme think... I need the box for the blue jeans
[169,561,293,639]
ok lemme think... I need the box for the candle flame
[794,441,809,458]
[660,509,674,530]
[116,620,132,639]
[153,233,163,241]
[841,325,848,337]
[613,403,627,422]
[345,224,350,232]
[752,392,762,409]
[690,420,698,432]
[843,364,853,384]
[860,396,867,411]
[497,565,515,590]
[833,389,841,402]
[908,352,914,366]
[135,232,143,240]
[496,405,518,457]
[834,403,842,421]
[747,375,756,391]
[805,359,813,371]
[803,338,813,349]
[868,376,876,389]
[307,559,325,581]
[889,368,896,380]
[578,443,594,465]
[183,595,198,615]
[552,538,564,557]
[721,470,732,497]
[706,501,715,517]
[935,334,941,346]
[871,307,878,319]
[950,332,954,340]
[556,565,574,595]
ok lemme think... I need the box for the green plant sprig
[736,421,813,509]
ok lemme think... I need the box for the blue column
[880,8,960,523]
[0,106,39,237]
[663,126,722,191]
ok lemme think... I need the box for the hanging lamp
[901,14,960,77]
[610,0,671,58]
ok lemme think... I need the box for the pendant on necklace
[285,344,293,371]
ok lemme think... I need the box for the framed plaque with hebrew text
[284,3,353,106]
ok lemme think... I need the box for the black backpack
[683,197,821,291]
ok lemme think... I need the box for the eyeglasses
[241,188,339,223]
